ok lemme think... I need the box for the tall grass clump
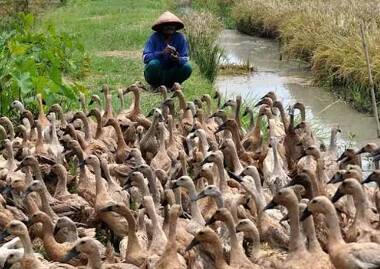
[231,0,380,112]
[182,10,224,82]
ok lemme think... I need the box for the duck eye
[9,254,14,258]
[311,200,317,204]
[80,241,85,245]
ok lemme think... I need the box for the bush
[0,13,90,115]
[182,10,224,82]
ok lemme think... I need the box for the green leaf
[12,72,33,95]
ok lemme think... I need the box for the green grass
[37,0,215,113]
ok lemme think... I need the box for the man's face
[161,24,176,35]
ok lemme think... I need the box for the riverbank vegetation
[232,0,380,113]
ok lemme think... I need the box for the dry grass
[232,0,380,112]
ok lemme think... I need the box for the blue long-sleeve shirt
[143,32,190,68]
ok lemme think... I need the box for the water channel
[216,30,380,151]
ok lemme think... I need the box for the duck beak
[193,191,206,202]
[336,152,347,162]
[362,173,375,185]
[53,225,60,235]
[0,229,10,241]
[254,100,264,107]
[185,238,200,252]
[331,189,345,203]
[279,214,289,224]
[214,123,226,134]
[300,208,312,221]
[221,102,228,109]
[100,205,113,212]
[373,154,380,162]
[328,173,343,184]
[78,159,86,168]
[205,216,216,226]
[14,162,24,172]
[200,157,211,166]
[263,200,278,211]
[62,248,80,263]
[1,186,12,196]
[171,181,179,189]
[227,170,243,183]
[356,148,365,155]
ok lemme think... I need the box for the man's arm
[142,35,162,64]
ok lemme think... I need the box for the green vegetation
[190,0,236,29]
[231,0,380,113]
[182,10,223,82]
[37,0,215,113]
[0,13,89,114]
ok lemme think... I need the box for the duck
[301,196,380,269]
[63,237,138,269]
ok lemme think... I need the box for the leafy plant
[0,13,90,115]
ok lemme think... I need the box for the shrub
[182,10,224,82]
[0,13,90,115]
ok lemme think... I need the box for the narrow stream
[216,30,380,149]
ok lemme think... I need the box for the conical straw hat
[152,11,184,31]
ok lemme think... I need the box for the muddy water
[216,30,380,151]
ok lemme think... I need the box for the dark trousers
[144,59,192,88]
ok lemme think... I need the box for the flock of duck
[1,81,380,268]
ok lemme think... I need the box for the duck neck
[176,91,187,111]
[5,144,15,170]
[104,93,114,120]
[40,216,60,250]
[36,123,44,151]
[93,111,103,139]
[87,249,102,269]
[235,97,242,129]
[324,205,345,251]
[168,116,175,144]
[186,183,205,224]
[121,207,143,254]
[352,186,371,224]
[31,162,53,201]
[215,155,227,192]
[80,115,92,141]
[243,226,260,258]
[119,92,125,111]
[93,162,107,198]
[54,167,70,198]
[272,142,281,174]
[329,129,338,152]
[101,162,119,190]
[302,214,322,253]
[213,193,224,208]
[144,169,160,208]
[131,88,141,114]
[163,209,179,257]
[286,196,305,253]
[230,145,244,173]
[223,213,246,263]
[57,108,67,126]
[230,125,244,155]
[19,232,34,255]
[110,121,128,149]
[277,103,289,130]
[247,110,255,130]
[50,118,59,145]
[39,188,56,220]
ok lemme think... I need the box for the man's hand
[162,46,173,55]
[169,52,179,62]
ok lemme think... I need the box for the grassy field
[231,0,380,113]
[38,0,214,112]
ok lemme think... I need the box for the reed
[182,10,224,82]
[232,0,380,112]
